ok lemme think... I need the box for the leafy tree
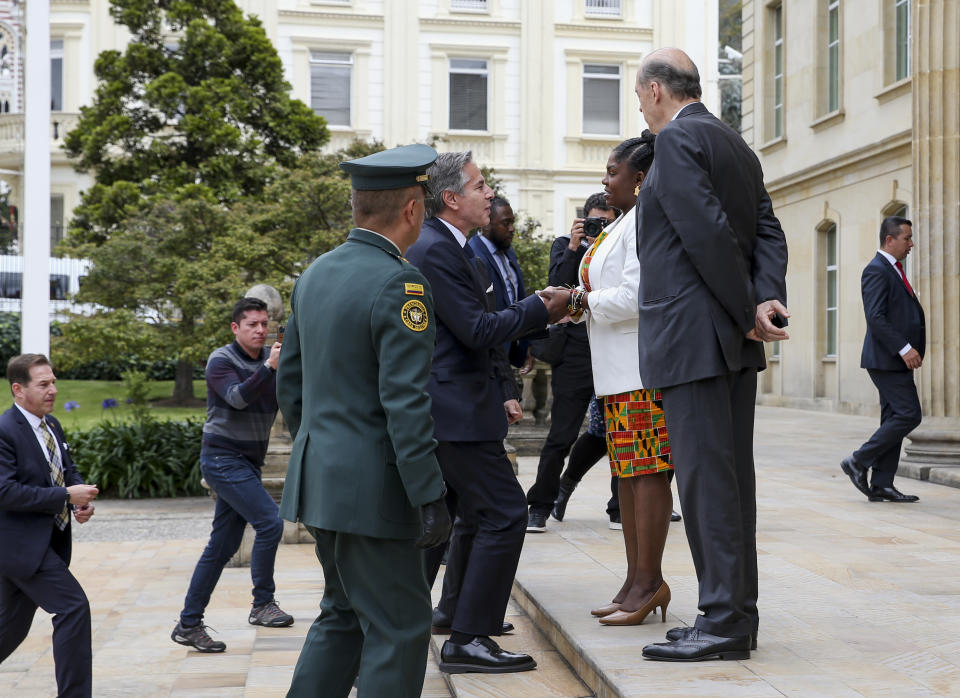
[62,0,328,401]
[720,0,743,52]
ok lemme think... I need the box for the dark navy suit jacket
[467,234,529,367]
[860,252,926,371]
[0,406,81,579]
[406,217,548,441]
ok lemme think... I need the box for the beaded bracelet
[567,287,586,320]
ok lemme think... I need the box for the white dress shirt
[15,402,64,465]
[437,217,468,247]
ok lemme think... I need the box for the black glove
[415,497,452,549]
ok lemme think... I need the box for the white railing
[0,112,80,156]
[585,0,622,17]
[451,0,488,11]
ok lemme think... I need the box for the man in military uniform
[277,144,451,697]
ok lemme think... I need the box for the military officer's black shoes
[642,629,750,662]
[439,636,537,674]
[431,607,513,635]
[666,626,758,650]
[868,485,919,502]
[840,456,872,498]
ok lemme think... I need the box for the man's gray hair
[638,57,702,100]
[425,151,472,218]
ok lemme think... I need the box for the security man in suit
[841,216,924,503]
[277,144,451,697]
[632,49,789,662]
[0,353,99,697]
[405,151,571,674]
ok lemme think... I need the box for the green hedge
[66,418,205,498]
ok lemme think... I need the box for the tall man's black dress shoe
[642,629,751,661]
[431,607,514,635]
[666,626,758,650]
[840,456,872,498]
[868,485,919,502]
[439,636,537,674]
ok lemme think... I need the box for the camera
[582,217,608,237]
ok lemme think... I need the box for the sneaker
[171,621,226,653]
[608,512,623,530]
[249,600,294,627]
[527,510,547,533]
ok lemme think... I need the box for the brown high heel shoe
[598,581,670,626]
[590,602,620,617]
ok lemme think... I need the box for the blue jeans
[180,453,284,626]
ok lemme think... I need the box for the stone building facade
[741,0,958,427]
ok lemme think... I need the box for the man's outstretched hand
[537,287,573,323]
[415,497,452,549]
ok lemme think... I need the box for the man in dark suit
[405,150,570,674]
[467,196,529,368]
[631,49,789,662]
[0,354,99,696]
[841,217,924,503]
[277,144,451,696]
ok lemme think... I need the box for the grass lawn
[52,379,208,431]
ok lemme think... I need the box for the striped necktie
[496,250,518,304]
[40,420,70,530]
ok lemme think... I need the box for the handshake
[535,286,575,324]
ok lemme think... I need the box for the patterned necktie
[895,261,914,296]
[40,420,70,530]
[496,250,518,304]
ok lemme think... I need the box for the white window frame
[826,0,840,113]
[582,63,621,136]
[50,38,64,112]
[585,0,622,18]
[772,4,784,138]
[824,223,838,357]
[309,50,353,127]
[448,58,489,132]
[450,0,488,11]
[895,0,911,81]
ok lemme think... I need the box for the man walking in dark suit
[467,196,529,368]
[631,49,789,662]
[841,216,924,503]
[405,151,570,674]
[0,354,99,696]
[277,144,451,697]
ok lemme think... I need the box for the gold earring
[634,184,641,196]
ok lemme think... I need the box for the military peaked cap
[339,143,439,191]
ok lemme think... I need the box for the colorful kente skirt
[602,389,673,478]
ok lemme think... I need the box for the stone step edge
[510,577,623,698]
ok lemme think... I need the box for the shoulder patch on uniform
[401,299,429,332]
[404,282,424,296]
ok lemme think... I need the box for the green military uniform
[277,145,446,698]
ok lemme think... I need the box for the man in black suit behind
[841,217,924,503]
[631,49,789,662]
[0,354,100,696]
[405,151,570,674]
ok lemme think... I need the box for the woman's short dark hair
[611,130,656,176]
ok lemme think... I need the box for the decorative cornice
[764,129,912,196]
[420,17,521,32]
[554,22,652,39]
[277,10,383,25]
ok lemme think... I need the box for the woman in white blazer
[572,132,674,626]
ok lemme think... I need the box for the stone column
[903,0,960,474]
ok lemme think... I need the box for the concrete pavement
[1,406,958,696]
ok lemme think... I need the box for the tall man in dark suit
[405,151,570,674]
[0,354,99,696]
[631,49,789,662]
[468,196,529,368]
[841,217,924,503]
[277,144,451,697]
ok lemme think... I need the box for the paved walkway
[0,406,957,696]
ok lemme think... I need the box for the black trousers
[525,359,595,513]
[0,528,92,698]
[423,440,527,638]
[563,431,620,517]
[289,527,432,698]
[854,369,922,488]
[661,368,758,639]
